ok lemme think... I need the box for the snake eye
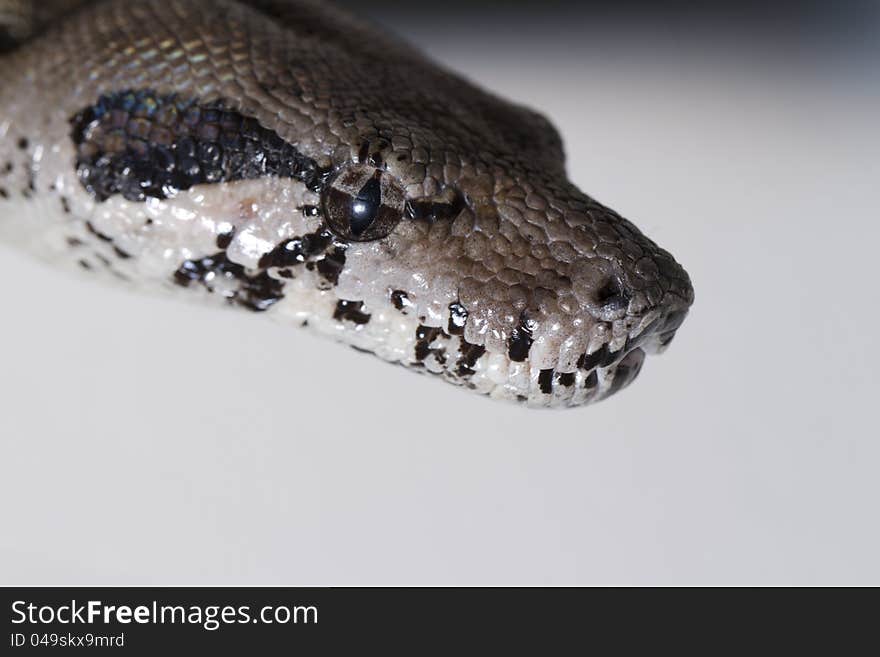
[322,164,406,241]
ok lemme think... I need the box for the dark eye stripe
[69,89,328,203]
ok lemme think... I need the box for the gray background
[1,1,878,584]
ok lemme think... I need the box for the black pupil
[349,176,381,236]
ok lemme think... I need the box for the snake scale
[0,0,693,408]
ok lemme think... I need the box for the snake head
[1,0,693,408]
[322,146,694,407]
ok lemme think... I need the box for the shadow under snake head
[0,0,694,408]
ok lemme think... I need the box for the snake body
[0,0,693,408]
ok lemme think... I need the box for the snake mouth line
[515,310,690,407]
[402,333,651,408]
[364,296,689,407]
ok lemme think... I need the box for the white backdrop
[1,10,877,584]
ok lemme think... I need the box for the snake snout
[502,247,692,406]
[637,307,690,354]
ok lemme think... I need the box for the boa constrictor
[0,0,694,408]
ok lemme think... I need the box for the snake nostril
[595,277,630,314]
